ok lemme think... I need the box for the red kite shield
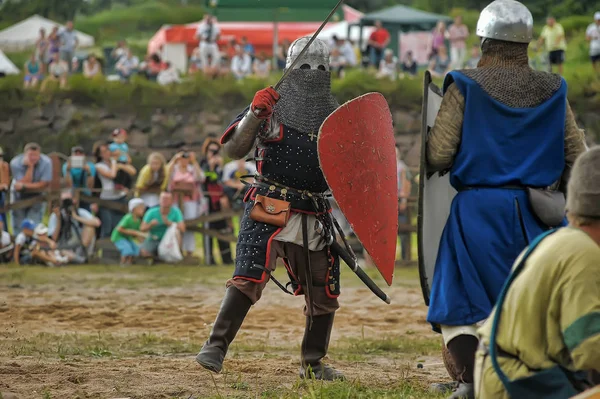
[318,92,397,286]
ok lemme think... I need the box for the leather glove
[251,87,280,119]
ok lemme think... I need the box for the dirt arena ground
[0,264,449,399]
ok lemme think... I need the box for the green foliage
[74,1,204,44]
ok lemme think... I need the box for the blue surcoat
[426,71,568,330]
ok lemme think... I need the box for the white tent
[0,49,19,75]
[0,15,95,52]
[317,21,374,46]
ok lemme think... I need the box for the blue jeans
[99,197,127,238]
[369,46,383,67]
[0,192,7,231]
[113,239,140,257]
[11,202,45,236]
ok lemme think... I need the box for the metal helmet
[285,36,330,71]
[476,0,533,43]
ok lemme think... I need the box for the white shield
[417,71,458,305]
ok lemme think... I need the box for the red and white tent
[147,5,368,72]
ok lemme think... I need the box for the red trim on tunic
[220,121,240,144]
[263,124,284,143]
[232,227,282,284]
[282,258,303,296]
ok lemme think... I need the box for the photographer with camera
[48,191,101,262]
[200,137,233,265]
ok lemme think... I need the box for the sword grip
[330,241,391,304]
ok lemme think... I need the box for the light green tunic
[475,227,600,398]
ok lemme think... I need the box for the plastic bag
[158,224,183,263]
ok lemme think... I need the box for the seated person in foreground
[139,192,185,258]
[475,147,600,399]
[111,198,147,266]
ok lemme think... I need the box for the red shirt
[370,28,390,46]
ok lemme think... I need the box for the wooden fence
[0,153,419,265]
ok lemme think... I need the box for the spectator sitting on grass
[464,44,481,69]
[377,49,398,81]
[136,152,168,208]
[41,52,68,91]
[252,52,271,78]
[111,198,147,266]
[141,53,165,81]
[24,53,42,89]
[116,49,139,82]
[111,40,128,64]
[400,51,417,78]
[231,46,252,81]
[140,192,185,259]
[83,54,102,79]
[48,191,101,258]
[157,62,181,86]
[330,48,348,79]
[428,45,451,78]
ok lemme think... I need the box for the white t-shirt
[196,22,221,43]
[337,41,357,66]
[586,23,600,56]
[222,161,257,183]
[231,54,252,77]
[1,231,11,247]
[48,208,95,237]
[15,232,36,249]
[96,162,126,199]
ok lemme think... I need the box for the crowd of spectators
[0,133,255,267]
[17,10,600,91]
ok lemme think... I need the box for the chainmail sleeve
[564,101,587,168]
[426,83,465,173]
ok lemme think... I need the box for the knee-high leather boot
[299,312,345,381]
[196,286,252,373]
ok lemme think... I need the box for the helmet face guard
[285,37,331,71]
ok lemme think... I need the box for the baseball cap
[21,219,36,231]
[71,146,84,154]
[128,198,146,213]
[595,11,600,20]
[34,224,48,236]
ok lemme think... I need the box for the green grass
[75,1,205,45]
[0,262,419,290]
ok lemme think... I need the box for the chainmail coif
[273,69,339,134]
[459,39,562,108]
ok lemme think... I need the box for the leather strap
[302,213,315,330]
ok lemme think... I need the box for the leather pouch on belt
[527,188,566,227]
[249,194,291,227]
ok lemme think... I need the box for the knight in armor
[425,1,587,397]
[195,37,345,380]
